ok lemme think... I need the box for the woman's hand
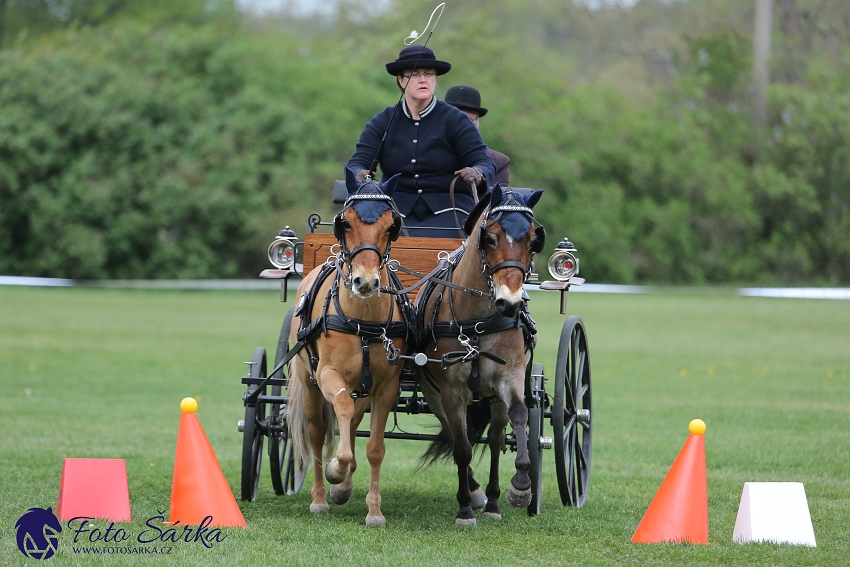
[355,169,376,183]
[455,167,485,187]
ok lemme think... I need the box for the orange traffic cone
[632,419,708,544]
[169,397,247,527]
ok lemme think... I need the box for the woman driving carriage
[346,45,496,237]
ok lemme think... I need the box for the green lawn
[1,286,848,566]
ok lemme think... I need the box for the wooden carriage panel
[301,234,465,288]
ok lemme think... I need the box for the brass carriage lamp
[547,237,579,282]
[267,227,298,270]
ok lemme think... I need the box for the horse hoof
[506,485,532,508]
[325,458,346,484]
[309,503,330,514]
[365,515,386,527]
[483,512,502,520]
[455,517,477,527]
[330,485,352,505]
[470,488,488,510]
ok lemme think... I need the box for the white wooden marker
[732,482,816,546]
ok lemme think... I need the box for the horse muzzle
[351,273,382,298]
[495,296,523,317]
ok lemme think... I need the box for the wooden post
[753,0,773,125]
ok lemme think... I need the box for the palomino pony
[416,186,545,526]
[287,169,409,526]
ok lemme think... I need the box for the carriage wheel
[526,362,546,516]
[269,306,295,496]
[241,347,267,502]
[552,316,592,507]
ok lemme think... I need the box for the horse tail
[419,403,491,467]
[419,428,452,468]
[286,367,311,469]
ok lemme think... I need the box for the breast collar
[402,96,437,119]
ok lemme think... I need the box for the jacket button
[412,139,417,143]
[414,122,419,126]
[411,159,416,163]
[417,189,423,194]
[414,174,419,178]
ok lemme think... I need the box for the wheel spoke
[576,383,588,402]
[567,426,578,503]
[575,437,588,471]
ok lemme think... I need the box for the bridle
[476,190,546,296]
[332,185,403,288]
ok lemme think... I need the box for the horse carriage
[237,173,592,526]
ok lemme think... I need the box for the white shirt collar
[402,96,437,119]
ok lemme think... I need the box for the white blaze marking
[495,283,523,304]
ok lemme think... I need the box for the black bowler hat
[385,45,452,76]
[444,85,488,117]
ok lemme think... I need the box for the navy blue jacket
[347,98,495,236]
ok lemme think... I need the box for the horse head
[335,168,402,298]
[464,185,545,317]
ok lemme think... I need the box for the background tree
[1,0,848,283]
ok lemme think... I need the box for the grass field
[1,285,848,566]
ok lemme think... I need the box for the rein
[379,253,492,299]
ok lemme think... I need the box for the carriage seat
[332,180,534,204]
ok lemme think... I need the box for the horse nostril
[352,276,363,289]
[495,298,518,317]
[372,277,381,290]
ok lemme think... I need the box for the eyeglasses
[401,70,437,80]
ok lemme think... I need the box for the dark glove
[355,169,375,184]
[455,167,484,187]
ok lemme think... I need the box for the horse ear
[344,167,359,194]
[382,173,401,198]
[464,190,492,236]
[489,183,504,209]
[523,189,544,209]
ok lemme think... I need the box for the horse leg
[441,395,475,526]
[467,467,487,510]
[331,400,366,505]
[303,384,331,514]
[320,367,355,485]
[504,388,532,508]
[465,400,496,511]
[483,405,509,519]
[363,378,397,527]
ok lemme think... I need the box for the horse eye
[484,234,497,247]
[343,220,352,230]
